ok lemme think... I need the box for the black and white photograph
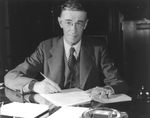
[0,0,150,117]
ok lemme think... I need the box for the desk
[0,86,150,118]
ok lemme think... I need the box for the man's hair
[60,0,87,12]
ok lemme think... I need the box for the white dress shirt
[63,38,81,60]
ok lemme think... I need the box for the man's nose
[70,23,77,32]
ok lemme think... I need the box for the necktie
[64,47,79,89]
[68,47,76,71]
[65,47,77,88]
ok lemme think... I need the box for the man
[4,0,128,97]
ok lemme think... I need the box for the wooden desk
[0,86,150,118]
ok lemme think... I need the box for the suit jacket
[4,36,128,93]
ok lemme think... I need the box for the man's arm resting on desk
[4,71,37,94]
[4,72,61,94]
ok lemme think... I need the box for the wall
[0,0,10,82]
[122,20,150,93]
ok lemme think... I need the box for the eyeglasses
[63,20,85,28]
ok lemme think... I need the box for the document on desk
[40,88,92,107]
[48,106,89,118]
[0,102,49,118]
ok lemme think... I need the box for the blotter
[40,88,91,107]
[0,102,49,118]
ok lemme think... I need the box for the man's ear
[83,19,89,30]
[58,17,63,28]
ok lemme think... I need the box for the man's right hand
[33,79,61,94]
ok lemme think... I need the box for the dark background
[0,0,150,94]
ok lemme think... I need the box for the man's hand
[33,79,61,94]
[87,86,114,99]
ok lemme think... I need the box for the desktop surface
[0,86,150,118]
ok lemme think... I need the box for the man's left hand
[87,86,113,98]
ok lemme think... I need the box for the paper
[40,88,91,107]
[93,94,132,103]
[40,88,131,107]
[48,106,89,118]
[0,102,49,118]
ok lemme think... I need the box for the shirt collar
[63,38,81,59]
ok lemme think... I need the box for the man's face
[58,10,88,45]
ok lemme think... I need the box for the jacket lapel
[48,37,65,86]
[80,41,93,89]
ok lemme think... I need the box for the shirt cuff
[22,80,37,94]
[28,80,37,92]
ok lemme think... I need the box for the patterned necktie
[68,47,76,71]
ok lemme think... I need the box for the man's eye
[77,22,85,27]
[66,21,72,25]
[77,22,83,26]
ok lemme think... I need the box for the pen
[40,72,61,92]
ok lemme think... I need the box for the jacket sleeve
[100,45,128,94]
[4,41,44,93]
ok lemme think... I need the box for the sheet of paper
[48,106,89,118]
[0,102,49,118]
[40,88,92,107]
[93,94,132,103]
